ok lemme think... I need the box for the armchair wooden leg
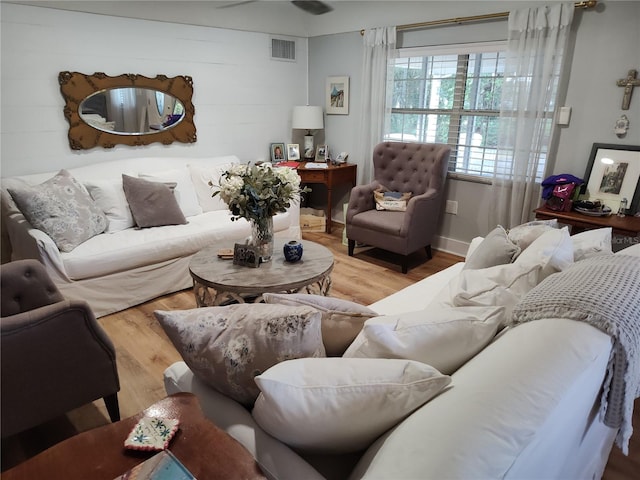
[402,257,409,274]
[104,393,120,423]
[348,239,355,256]
[425,244,432,260]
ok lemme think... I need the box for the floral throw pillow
[8,169,108,252]
[155,304,326,406]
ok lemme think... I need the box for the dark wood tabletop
[2,393,266,480]
[535,206,640,237]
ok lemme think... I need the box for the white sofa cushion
[343,305,504,374]
[262,293,378,356]
[139,166,203,217]
[507,219,559,250]
[251,357,451,453]
[571,227,613,261]
[84,179,135,233]
[188,162,233,212]
[513,226,573,281]
[155,304,325,406]
[616,242,640,257]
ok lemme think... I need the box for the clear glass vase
[250,216,274,262]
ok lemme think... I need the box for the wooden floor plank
[1,228,637,478]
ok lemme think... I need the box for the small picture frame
[315,144,327,162]
[270,143,285,162]
[287,143,301,161]
[233,243,261,268]
[326,76,349,115]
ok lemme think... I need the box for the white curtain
[355,27,396,185]
[491,3,574,228]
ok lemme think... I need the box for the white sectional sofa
[1,156,301,317]
[162,226,640,480]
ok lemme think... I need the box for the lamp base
[303,134,315,160]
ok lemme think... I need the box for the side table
[2,393,266,480]
[297,162,357,233]
[534,206,640,238]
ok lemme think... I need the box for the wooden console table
[534,206,640,238]
[297,162,357,234]
[2,393,266,480]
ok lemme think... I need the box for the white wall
[0,3,308,177]
[309,1,640,253]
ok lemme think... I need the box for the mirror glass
[79,88,185,135]
[59,71,196,150]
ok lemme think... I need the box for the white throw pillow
[188,163,232,212]
[139,167,203,217]
[572,227,612,261]
[463,226,520,270]
[262,293,378,356]
[508,219,559,251]
[252,357,451,453]
[513,226,573,281]
[343,305,504,374]
[84,179,135,233]
[615,243,640,257]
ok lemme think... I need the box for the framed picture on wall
[270,143,285,162]
[326,76,349,115]
[287,144,301,161]
[581,143,640,214]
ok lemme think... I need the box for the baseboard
[433,235,470,258]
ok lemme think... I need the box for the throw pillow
[122,174,187,228]
[615,243,640,257]
[187,163,232,212]
[154,304,325,406]
[139,167,203,217]
[343,305,505,374]
[373,189,412,211]
[84,179,135,233]
[251,357,451,453]
[262,293,378,356]
[463,225,520,270]
[514,226,573,281]
[7,169,108,252]
[507,219,559,251]
[572,227,612,261]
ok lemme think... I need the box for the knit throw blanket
[511,254,640,455]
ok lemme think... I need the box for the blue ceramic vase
[283,240,303,263]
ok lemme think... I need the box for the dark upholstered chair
[1,259,120,438]
[346,142,451,273]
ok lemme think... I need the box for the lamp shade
[292,106,324,130]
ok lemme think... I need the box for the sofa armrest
[346,181,380,222]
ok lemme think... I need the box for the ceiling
[6,1,523,38]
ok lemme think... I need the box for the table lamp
[292,105,324,160]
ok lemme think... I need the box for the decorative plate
[575,206,612,217]
[124,416,180,451]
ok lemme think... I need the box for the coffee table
[189,239,334,307]
[2,393,266,480]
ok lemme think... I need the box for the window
[387,43,509,179]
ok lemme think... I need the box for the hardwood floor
[2,229,638,478]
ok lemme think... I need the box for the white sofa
[163,227,640,480]
[1,156,301,317]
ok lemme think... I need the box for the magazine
[114,450,195,480]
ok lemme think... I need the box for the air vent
[271,38,296,61]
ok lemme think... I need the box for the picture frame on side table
[233,243,261,268]
[581,143,640,214]
[287,144,301,161]
[316,144,327,162]
[270,143,285,162]
[326,76,349,115]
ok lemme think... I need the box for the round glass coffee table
[189,240,334,307]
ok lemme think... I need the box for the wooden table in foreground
[534,206,640,237]
[190,240,334,307]
[2,393,266,480]
[297,161,357,234]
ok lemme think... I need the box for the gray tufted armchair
[1,259,120,438]
[346,142,451,273]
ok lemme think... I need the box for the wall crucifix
[616,69,640,110]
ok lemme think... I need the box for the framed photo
[326,76,349,115]
[233,243,261,268]
[582,143,640,214]
[287,143,300,161]
[270,143,285,162]
[315,144,327,162]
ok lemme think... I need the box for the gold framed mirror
[58,71,197,150]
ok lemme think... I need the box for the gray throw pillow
[464,225,521,270]
[122,174,187,228]
[8,169,108,252]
